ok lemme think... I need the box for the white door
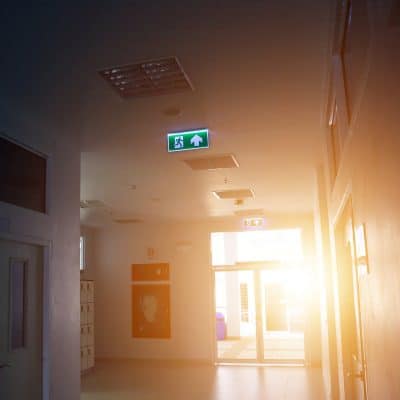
[335,201,368,400]
[0,239,43,400]
[345,218,367,400]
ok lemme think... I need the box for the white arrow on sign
[190,134,203,147]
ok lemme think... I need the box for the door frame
[332,194,368,399]
[212,266,261,364]
[0,231,51,400]
[212,264,305,365]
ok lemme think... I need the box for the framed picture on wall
[131,284,171,339]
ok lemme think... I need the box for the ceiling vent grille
[80,201,89,209]
[213,189,254,200]
[184,154,239,171]
[234,209,264,217]
[80,200,106,209]
[99,57,194,98]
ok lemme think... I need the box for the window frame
[0,133,49,214]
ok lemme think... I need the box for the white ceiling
[80,1,333,225]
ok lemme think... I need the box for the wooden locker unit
[80,280,95,374]
[80,348,87,372]
[80,303,87,324]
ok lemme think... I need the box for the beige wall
[322,3,400,398]
[93,222,214,360]
[91,215,321,363]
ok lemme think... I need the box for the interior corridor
[1,1,400,399]
[81,360,324,400]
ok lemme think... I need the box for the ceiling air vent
[234,209,264,217]
[212,189,254,200]
[80,201,89,209]
[80,200,106,209]
[99,57,194,98]
[184,154,239,171]
[113,218,144,224]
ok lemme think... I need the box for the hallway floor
[81,359,324,400]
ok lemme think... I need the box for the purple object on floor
[216,312,226,340]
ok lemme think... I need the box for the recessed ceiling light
[80,200,106,208]
[184,154,239,171]
[212,189,254,200]
[234,209,265,217]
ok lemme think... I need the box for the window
[211,229,303,266]
[0,136,47,213]
[236,229,303,263]
[80,236,85,271]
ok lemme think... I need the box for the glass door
[214,270,257,362]
[260,269,305,363]
[211,229,306,364]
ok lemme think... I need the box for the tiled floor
[81,359,324,400]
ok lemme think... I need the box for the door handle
[0,363,11,369]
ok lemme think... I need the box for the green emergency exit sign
[167,129,209,152]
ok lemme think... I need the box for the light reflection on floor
[217,332,304,361]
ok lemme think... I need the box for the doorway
[0,239,44,400]
[334,198,368,399]
[212,229,307,364]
